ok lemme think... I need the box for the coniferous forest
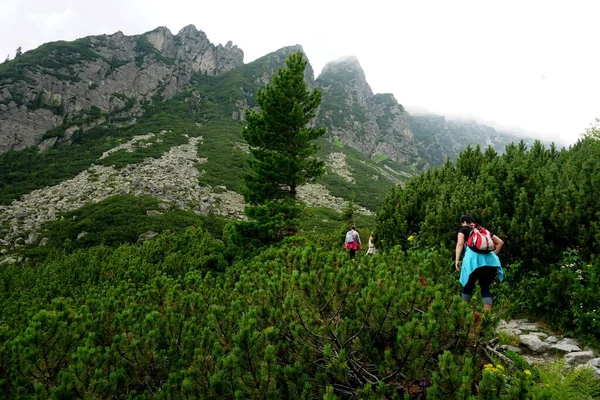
[1,52,600,399]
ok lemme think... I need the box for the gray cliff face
[0,25,243,154]
[315,56,417,164]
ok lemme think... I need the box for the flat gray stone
[529,332,548,339]
[520,334,549,353]
[559,338,580,347]
[550,342,582,353]
[519,322,541,331]
[146,210,161,216]
[564,351,595,365]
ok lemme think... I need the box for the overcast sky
[1,0,598,144]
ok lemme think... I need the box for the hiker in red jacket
[344,226,361,259]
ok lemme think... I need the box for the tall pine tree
[242,51,326,204]
[230,51,327,245]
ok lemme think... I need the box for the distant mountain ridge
[408,113,545,168]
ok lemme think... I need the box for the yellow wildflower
[524,370,531,376]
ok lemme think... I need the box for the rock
[545,336,559,344]
[587,358,600,368]
[0,26,243,155]
[498,345,522,354]
[575,364,600,378]
[519,334,549,353]
[564,351,595,365]
[77,231,88,240]
[146,210,161,216]
[518,322,541,331]
[550,342,582,354]
[25,231,40,245]
[507,319,529,328]
[522,354,547,365]
[39,237,48,246]
[158,203,172,211]
[0,257,17,266]
[138,231,158,242]
[559,338,580,347]
[529,332,548,339]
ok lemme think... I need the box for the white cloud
[1,0,598,145]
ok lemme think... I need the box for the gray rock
[550,342,582,354]
[564,351,595,365]
[0,257,17,266]
[0,25,243,155]
[518,322,541,331]
[146,210,161,216]
[498,345,522,354]
[24,231,40,245]
[520,334,549,353]
[39,237,48,246]
[545,336,559,344]
[77,231,88,240]
[138,230,158,242]
[559,338,580,347]
[587,358,600,368]
[158,203,172,211]
[529,332,548,339]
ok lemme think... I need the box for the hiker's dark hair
[351,225,356,230]
[460,215,475,224]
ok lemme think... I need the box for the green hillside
[2,42,599,399]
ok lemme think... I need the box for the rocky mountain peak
[317,55,373,102]
[0,25,244,154]
[315,55,416,164]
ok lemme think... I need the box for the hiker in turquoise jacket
[455,215,504,311]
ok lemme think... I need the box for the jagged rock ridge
[0,25,243,153]
[315,56,417,164]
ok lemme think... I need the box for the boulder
[587,358,600,368]
[25,231,40,245]
[545,336,559,344]
[519,334,549,353]
[564,351,595,365]
[550,341,582,354]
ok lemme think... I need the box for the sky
[1,0,598,145]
